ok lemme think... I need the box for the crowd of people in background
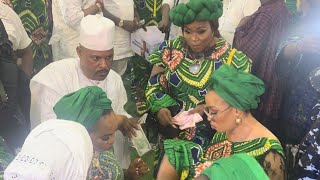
[1,0,320,179]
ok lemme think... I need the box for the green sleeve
[222,50,252,73]
[145,73,177,113]
[164,139,205,180]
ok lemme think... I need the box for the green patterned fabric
[0,137,14,180]
[134,0,163,26]
[285,0,297,14]
[164,132,284,180]
[210,64,265,111]
[54,86,113,129]
[88,150,124,180]
[146,37,252,169]
[11,0,52,75]
[169,0,223,27]
[146,36,251,114]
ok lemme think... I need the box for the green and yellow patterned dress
[164,132,284,179]
[11,0,52,75]
[145,36,251,146]
[88,150,124,180]
[134,0,163,26]
[130,0,164,115]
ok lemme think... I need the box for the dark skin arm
[16,44,33,77]
[158,3,171,33]
[101,7,142,33]
[83,0,103,16]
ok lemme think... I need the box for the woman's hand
[127,157,150,180]
[116,115,139,138]
[188,104,205,116]
[157,108,177,128]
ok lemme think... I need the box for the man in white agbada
[30,15,134,168]
[4,120,93,180]
[50,0,104,61]
[159,0,260,44]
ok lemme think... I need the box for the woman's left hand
[188,104,205,116]
[116,115,139,138]
[127,157,150,179]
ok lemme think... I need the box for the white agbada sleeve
[105,70,131,169]
[30,83,60,129]
[60,0,85,29]
[0,2,31,50]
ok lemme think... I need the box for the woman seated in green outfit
[157,65,285,180]
[53,86,149,180]
[145,0,252,166]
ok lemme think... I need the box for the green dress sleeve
[221,49,252,73]
[164,139,205,180]
[145,37,185,113]
[231,50,252,72]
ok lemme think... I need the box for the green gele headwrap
[169,0,223,27]
[210,64,265,111]
[201,153,269,180]
[53,86,113,129]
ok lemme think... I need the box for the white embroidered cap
[79,14,115,51]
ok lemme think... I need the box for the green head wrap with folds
[169,0,223,27]
[209,65,265,111]
[201,153,269,180]
[53,86,113,129]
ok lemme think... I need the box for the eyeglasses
[203,105,231,121]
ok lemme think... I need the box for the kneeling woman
[53,86,149,180]
[157,65,285,180]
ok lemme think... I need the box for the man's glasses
[203,105,231,121]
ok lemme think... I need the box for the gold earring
[235,118,242,125]
[235,111,242,125]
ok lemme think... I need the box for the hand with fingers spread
[127,157,150,180]
[157,108,177,128]
[116,115,139,138]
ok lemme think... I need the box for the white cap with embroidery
[79,14,115,51]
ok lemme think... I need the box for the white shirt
[219,0,260,44]
[0,2,31,50]
[103,0,134,60]
[50,0,97,61]
[30,58,131,168]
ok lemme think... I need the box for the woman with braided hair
[145,0,252,175]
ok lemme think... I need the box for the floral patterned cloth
[87,150,124,180]
[164,132,284,180]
